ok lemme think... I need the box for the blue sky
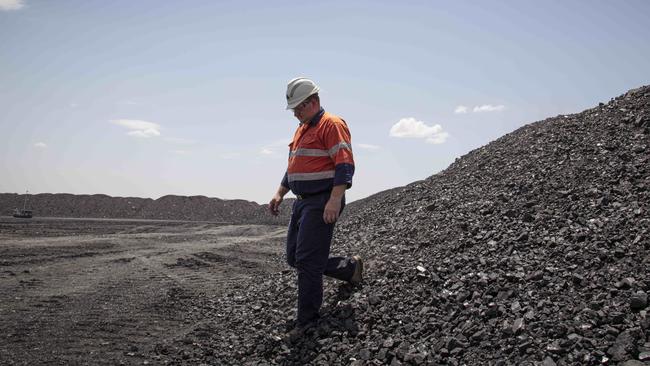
[1,0,649,204]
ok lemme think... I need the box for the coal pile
[326,85,650,365]
[0,193,293,225]
[327,85,649,364]
[147,86,650,365]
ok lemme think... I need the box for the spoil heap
[0,193,293,225]
[153,86,649,365]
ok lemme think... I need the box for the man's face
[292,97,318,124]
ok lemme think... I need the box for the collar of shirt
[300,107,325,127]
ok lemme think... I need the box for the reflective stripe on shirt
[328,141,352,157]
[290,142,352,158]
[289,148,330,157]
[288,170,336,182]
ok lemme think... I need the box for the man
[269,77,363,332]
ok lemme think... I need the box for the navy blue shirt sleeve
[281,171,290,190]
[333,163,354,188]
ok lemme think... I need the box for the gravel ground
[0,217,286,365]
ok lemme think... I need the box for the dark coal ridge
[150,85,649,365]
[0,193,293,225]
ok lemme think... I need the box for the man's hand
[324,185,347,224]
[323,197,342,224]
[269,193,283,216]
[269,186,289,216]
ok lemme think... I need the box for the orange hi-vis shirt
[281,109,355,195]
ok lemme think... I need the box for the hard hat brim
[285,87,320,110]
[286,98,306,110]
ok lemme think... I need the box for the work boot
[284,321,315,344]
[349,255,364,285]
[284,326,305,344]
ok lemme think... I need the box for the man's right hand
[269,193,283,216]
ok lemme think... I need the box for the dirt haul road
[0,217,286,365]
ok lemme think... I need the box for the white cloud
[69,103,79,108]
[126,129,160,138]
[260,148,274,155]
[112,119,159,131]
[389,117,449,144]
[454,105,468,114]
[111,119,161,138]
[34,142,47,149]
[357,143,380,151]
[0,0,25,11]
[164,137,196,145]
[172,150,190,155]
[473,104,505,112]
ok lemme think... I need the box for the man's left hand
[323,197,342,224]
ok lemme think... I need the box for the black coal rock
[150,85,650,365]
[630,291,648,310]
[607,329,640,362]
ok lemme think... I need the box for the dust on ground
[0,216,286,365]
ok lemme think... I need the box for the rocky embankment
[149,85,650,365]
[0,193,292,225]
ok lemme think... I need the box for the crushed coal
[141,85,650,365]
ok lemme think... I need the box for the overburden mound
[154,86,650,365]
[0,193,293,225]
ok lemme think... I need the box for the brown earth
[0,216,287,365]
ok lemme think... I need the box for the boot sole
[350,255,363,284]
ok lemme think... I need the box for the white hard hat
[286,77,320,110]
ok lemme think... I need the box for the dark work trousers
[286,192,356,326]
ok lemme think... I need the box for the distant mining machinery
[13,190,33,219]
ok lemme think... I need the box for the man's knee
[295,258,325,277]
